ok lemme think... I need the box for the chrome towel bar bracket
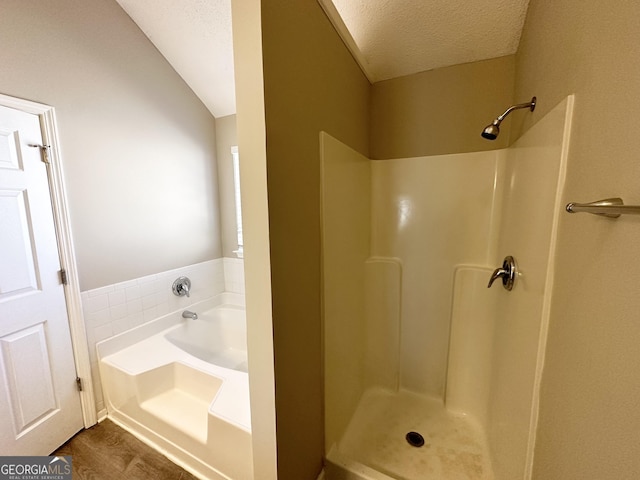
[565,198,640,218]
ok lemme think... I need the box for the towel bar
[565,198,640,218]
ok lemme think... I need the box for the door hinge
[28,144,51,164]
[59,269,68,285]
[76,377,83,392]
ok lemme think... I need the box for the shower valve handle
[172,276,192,298]
[487,256,517,291]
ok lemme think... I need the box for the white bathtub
[97,295,252,480]
[165,305,248,372]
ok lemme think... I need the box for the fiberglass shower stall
[321,96,574,480]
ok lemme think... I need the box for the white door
[0,105,83,455]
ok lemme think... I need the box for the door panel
[0,105,83,455]
[1,323,57,434]
[0,128,21,170]
[0,190,39,296]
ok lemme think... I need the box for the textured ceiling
[115,0,235,118]
[321,0,530,82]
[116,0,530,117]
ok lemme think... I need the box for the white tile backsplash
[84,294,109,314]
[126,299,142,315]
[93,323,114,343]
[223,257,246,294]
[115,279,138,291]
[86,308,110,328]
[108,289,126,306]
[125,284,141,301]
[109,303,127,320]
[83,258,244,415]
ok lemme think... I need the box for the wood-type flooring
[53,419,198,479]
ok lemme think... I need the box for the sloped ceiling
[115,0,236,118]
[115,0,530,116]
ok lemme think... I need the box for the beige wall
[215,114,240,258]
[260,0,370,477]
[0,0,221,291]
[370,56,515,159]
[514,1,640,478]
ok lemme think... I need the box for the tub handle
[172,276,191,297]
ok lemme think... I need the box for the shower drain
[405,431,425,447]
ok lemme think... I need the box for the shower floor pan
[326,389,493,480]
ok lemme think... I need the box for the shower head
[481,96,536,140]
[481,121,501,140]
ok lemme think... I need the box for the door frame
[0,93,96,428]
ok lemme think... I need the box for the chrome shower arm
[496,97,537,122]
[481,96,537,140]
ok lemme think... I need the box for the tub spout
[182,310,198,320]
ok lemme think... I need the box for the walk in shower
[321,96,574,479]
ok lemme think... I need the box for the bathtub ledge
[99,328,251,432]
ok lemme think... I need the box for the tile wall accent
[82,258,244,415]
[223,257,246,294]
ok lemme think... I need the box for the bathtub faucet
[182,310,198,320]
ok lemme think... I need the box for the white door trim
[0,93,96,428]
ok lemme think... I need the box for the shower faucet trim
[487,256,518,291]
[172,276,192,298]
